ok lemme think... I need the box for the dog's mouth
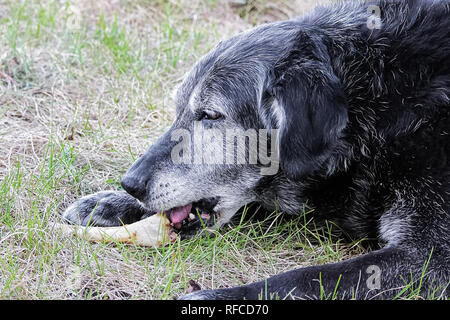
[161,197,219,237]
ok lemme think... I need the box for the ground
[0,0,369,300]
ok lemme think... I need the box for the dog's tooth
[201,213,210,220]
[189,213,196,221]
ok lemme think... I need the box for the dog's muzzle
[164,197,220,238]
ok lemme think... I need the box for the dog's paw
[62,191,152,227]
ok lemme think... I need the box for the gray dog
[63,0,449,299]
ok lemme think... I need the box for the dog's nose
[121,175,146,200]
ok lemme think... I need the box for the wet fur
[63,0,450,299]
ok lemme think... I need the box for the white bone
[55,214,177,247]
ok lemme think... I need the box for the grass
[0,0,434,300]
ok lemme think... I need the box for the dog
[63,0,450,299]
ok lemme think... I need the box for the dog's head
[121,22,349,235]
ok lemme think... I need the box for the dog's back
[298,0,450,241]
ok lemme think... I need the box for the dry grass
[0,0,370,300]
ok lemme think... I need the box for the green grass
[0,0,441,300]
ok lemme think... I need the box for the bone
[55,214,177,247]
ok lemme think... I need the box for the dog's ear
[266,35,348,179]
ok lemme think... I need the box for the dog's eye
[200,110,222,121]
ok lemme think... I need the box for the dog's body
[63,0,450,299]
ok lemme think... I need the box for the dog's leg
[179,246,448,300]
[62,191,154,227]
